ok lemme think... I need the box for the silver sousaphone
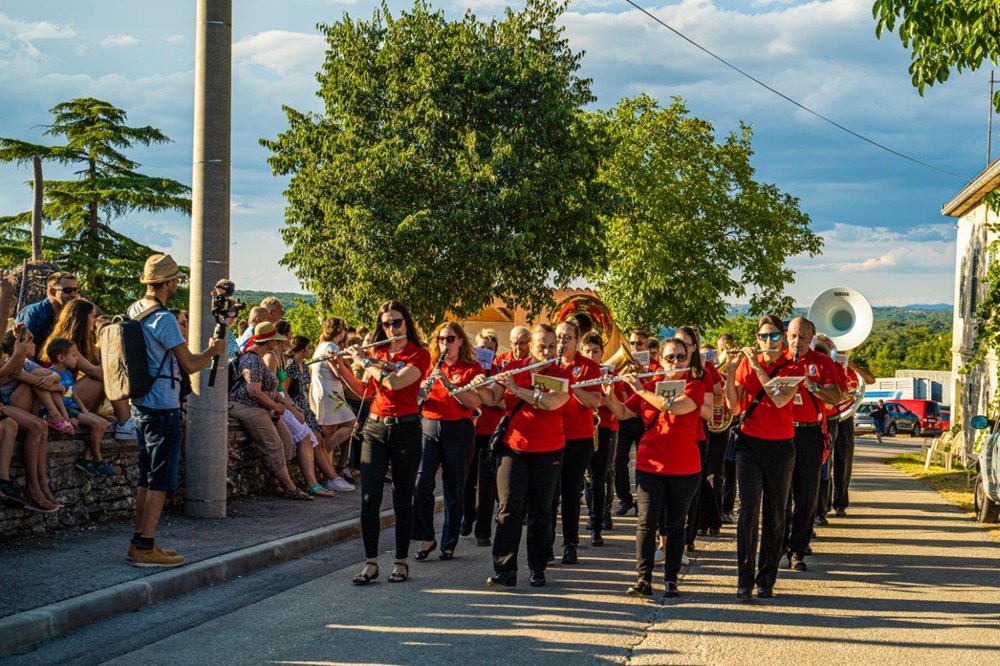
[808,287,873,421]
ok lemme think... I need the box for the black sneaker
[591,532,604,547]
[790,554,807,572]
[561,544,578,564]
[614,499,635,517]
[626,580,653,598]
[487,571,517,587]
[835,508,847,517]
[815,514,829,526]
[475,537,491,547]
[529,570,546,587]
[602,516,614,531]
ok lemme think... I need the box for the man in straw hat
[125,254,226,567]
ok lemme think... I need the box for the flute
[304,335,406,366]
[572,367,690,388]
[448,357,554,395]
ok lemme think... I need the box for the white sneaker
[327,476,354,492]
[681,553,691,566]
[340,468,356,484]
[114,418,137,441]
[654,548,665,563]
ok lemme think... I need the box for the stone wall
[1,418,308,540]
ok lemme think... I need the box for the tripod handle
[207,321,228,388]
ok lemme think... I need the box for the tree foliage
[873,0,1000,109]
[587,95,821,331]
[851,319,951,377]
[0,98,190,313]
[262,0,604,328]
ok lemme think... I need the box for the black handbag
[725,360,787,463]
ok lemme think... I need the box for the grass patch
[886,453,1000,541]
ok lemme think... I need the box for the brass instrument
[549,293,639,372]
[808,287,873,421]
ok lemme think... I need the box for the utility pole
[186,0,232,518]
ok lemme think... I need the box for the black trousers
[413,418,475,553]
[583,428,614,532]
[833,418,855,510]
[346,397,371,469]
[493,447,563,573]
[636,470,700,584]
[816,418,840,518]
[615,417,644,503]
[359,419,422,560]
[463,433,496,540]
[552,439,595,547]
[785,425,825,557]
[722,423,740,514]
[685,438,711,545]
[734,433,795,590]
[700,427,729,529]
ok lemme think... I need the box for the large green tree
[587,95,821,331]
[0,98,190,313]
[262,0,604,326]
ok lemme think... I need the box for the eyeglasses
[663,353,688,363]
[437,335,457,344]
[381,318,404,330]
[60,287,79,295]
[557,334,576,342]
[757,332,782,343]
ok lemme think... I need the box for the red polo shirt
[369,341,431,417]
[503,358,573,453]
[560,352,602,441]
[421,358,482,421]
[624,374,705,475]
[784,349,842,424]
[734,355,795,441]
[598,377,627,431]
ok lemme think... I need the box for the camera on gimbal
[210,279,246,321]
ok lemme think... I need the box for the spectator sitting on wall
[1,329,75,434]
[235,306,268,353]
[45,337,113,477]
[260,296,284,324]
[15,271,80,359]
[41,298,137,441]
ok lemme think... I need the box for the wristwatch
[362,357,375,368]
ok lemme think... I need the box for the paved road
[9,436,999,665]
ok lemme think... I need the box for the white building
[942,159,1000,454]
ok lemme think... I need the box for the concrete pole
[186,0,232,518]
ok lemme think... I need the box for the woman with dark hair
[309,317,356,491]
[724,314,798,601]
[605,337,705,599]
[486,324,572,589]
[334,300,430,585]
[412,321,486,561]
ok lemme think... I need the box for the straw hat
[140,254,186,284]
[252,321,287,343]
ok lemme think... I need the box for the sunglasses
[663,353,688,363]
[757,332,782,342]
[60,286,80,295]
[381,318,404,330]
[437,335,457,344]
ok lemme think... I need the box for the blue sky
[0,0,990,306]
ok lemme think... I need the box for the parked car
[940,405,951,431]
[889,399,944,437]
[971,416,1000,523]
[854,402,922,437]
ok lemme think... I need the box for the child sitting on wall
[0,329,75,435]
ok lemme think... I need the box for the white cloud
[101,34,139,47]
[166,34,184,44]
[0,13,76,40]
[233,30,325,76]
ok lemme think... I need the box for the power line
[622,0,964,179]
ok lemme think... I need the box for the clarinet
[418,354,447,409]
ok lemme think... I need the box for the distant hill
[901,303,953,311]
[234,290,315,310]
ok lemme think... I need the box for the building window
[969,248,979,318]
[959,255,967,318]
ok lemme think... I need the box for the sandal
[352,561,379,585]
[439,549,454,561]
[48,419,75,435]
[307,484,336,498]
[414,539,437,561]
[278,487,314,501]
[23,498,60,514]
[388,561,409,583]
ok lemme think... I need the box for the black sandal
[414,540,437,561]
[388,561,409,583]
[352,561,379,585]
[439,549,454,561]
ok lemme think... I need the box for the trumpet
[304,335,406,366]
[448,357,554,395]
[572,367,690,388]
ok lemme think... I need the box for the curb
[0,497,443,655]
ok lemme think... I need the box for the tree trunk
[88,157,99,237]
[32,156,43,261]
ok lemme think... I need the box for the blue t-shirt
[57,368,79,411]
[235,326,254,354]
[126,300,185,410]
[15,299,56,359]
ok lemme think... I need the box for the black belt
[368,414,420,425]
[793,421,823,428]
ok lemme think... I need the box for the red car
[888,399,944,437]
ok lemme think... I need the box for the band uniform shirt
[734,355,795,441]
[474,357,507,435]
[126,301,184,410]
[559,352,602,441]
[502,357,573,454]
[785,349,842,424]
[369,341,431,418]
[421,358,482,421]
[598,375,627,432]
[623,373,705,475]
[826,360,851,417]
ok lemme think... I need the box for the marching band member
[724,315,799,601]
[336,300,430,586]
[782,317,844,572]
[811,334,842,526]
[604,338,705,599]
[486,324,572,588]
[551,321,602,565]
[495,326,530,369]
[614,330,651,516]
[716,333,739,523]
[699,342,732,532]
[463,329,502,547]
[581,332,622,545]
[412,322,485,562]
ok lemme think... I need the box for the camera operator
[126,254,226,568]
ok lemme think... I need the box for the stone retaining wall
[1,418,309,540]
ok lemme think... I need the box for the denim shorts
[132,405,183,492]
